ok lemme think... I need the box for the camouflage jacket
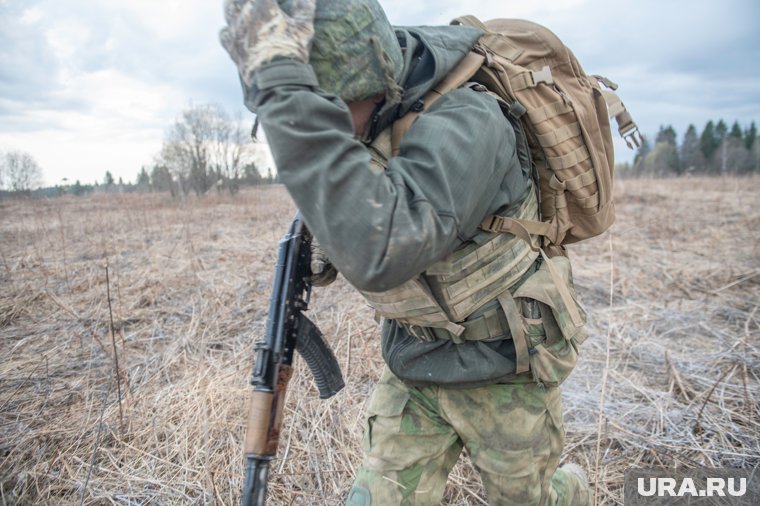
[250,26,533,386]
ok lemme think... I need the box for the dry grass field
[1,177,758,505]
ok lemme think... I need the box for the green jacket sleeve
[252,60,527,292]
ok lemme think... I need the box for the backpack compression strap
[600,89,644,149]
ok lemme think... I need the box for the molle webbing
[391,16,643,247]
[360,276,467,337]
[360,188,540,340]
[424,188,540,321]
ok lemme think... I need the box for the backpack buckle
[621,125,644,149]
[474,45,497,68]
[405,324,436,342]
[483,215,506,233]
[592,74,618,90]
[531,66,554,86]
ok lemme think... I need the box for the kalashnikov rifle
[242,212,345,506]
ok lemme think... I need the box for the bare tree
[210,109,247,195]
[158,104,213,196]
[157,103,248,197]
[3,151,43,192]
[158,140,192,196]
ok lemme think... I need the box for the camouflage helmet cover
[281,0,404,104]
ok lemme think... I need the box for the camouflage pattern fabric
[220,0,316,87]
[280,0,404,104]
[346,369,592,505]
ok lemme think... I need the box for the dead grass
[0,177,758,505]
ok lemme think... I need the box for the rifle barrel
[242,457,270,506]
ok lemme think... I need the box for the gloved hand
[220,0,316,87]
[309,238,338,287]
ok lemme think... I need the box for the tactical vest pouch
[360,185,540,339]
[513,255,587,386]
[379,255,585,388]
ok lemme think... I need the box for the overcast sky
[1,0,758,186]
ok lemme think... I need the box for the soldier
[221,0,593,504]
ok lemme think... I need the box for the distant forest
[3,116,759,200]
[621,119,759,176]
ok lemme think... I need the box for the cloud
[0,3,59,104]
[392,0,760,159]
[0,0,759,181]
[0,0,246,184]
[382,0,590,26]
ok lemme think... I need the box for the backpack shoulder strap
[391,51,485,156]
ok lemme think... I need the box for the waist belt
[402,304,512,344]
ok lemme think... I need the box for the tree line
[4,112,759,199]
[31,163,273,199]
[1,102,274,199]
[624,119,759,176]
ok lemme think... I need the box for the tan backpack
[392,16,642,251]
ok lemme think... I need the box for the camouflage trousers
[345,369,592,506]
